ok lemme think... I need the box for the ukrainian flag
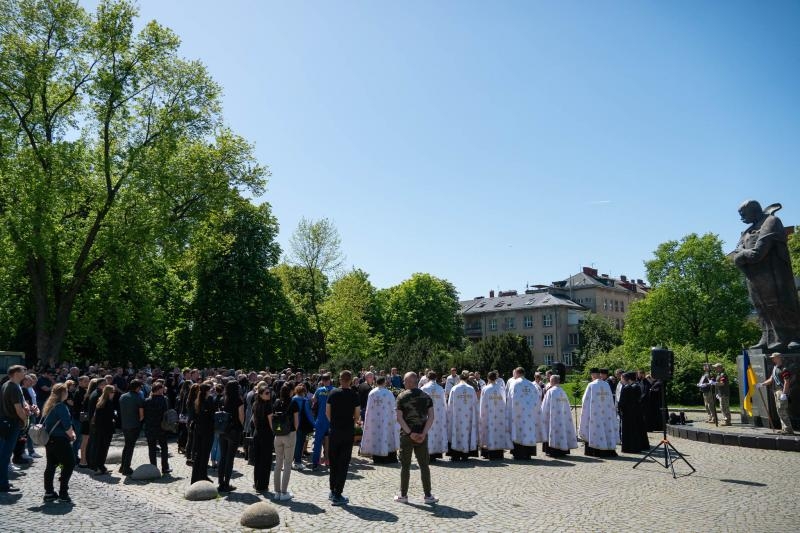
[742,349,758,416]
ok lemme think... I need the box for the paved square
[1,433,797,532]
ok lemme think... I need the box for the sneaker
[424,494,439,504]
[43,492,59,502]
[393,494,408,503]
[310,464,320,471]
[273,492,283,501]
[30,452,43,459]
[162,468,172,476]
[8,464,20,472]
[328,491,335,501]
[292,462,306,471]
[280,491,294,501]
[331,494,349,506]
[21,453,32,461]
[58,493,72,503]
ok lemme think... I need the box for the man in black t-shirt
[357,372,374,420]
[1,365,28,493]
[325,370,360,506]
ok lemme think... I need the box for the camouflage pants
[719,394,731,423]
[702,391,715,420]
[775,390,794,433]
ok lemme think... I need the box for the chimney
[582,266,598,277]
[489,290,495,298]
[637,279,644,285]
[620,275,627,282]
[601,274,609,278]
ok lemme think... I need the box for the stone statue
[733,200,800,352]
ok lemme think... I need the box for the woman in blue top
[291,383,314,469]
[41,383,76,503]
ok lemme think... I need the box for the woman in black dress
[190,383,215,484]
[81,378,102,469]
[251,382,274,492]
[217,380,244,492]
[91,385,117,475]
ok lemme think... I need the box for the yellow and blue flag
[742,349,759,416]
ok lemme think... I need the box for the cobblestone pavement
[1,430,797,533]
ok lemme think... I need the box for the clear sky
[122,0,799,299]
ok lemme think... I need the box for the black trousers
[121,427,139,472]
[92,429,113,471]
[252,432,274,491]
[177,422,188,451]
[218,434,237,487]
[328,432,353,496]
[191,432,213,484]
[44,436,75,495]
[147,433,169,470]
[186,421,196,461]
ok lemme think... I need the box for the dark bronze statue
[733,200,800,352]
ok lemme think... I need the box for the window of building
[505,317,515,330]
[543,314,553,327]
[603,298,608,310]
[489,318,497,331]
[568,333,579,345]
[562,352,573,366]
[526,335,535,348]
[614,300,620,312]
[544,353,555,365]
[523,315,533,329]
[543,334,553,347]
[620,301,625,312]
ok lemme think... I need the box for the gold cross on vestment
[457,390,471,404]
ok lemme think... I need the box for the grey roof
[558,272,638,294]
[459,293,584,315]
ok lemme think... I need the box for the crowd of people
[0,359,695,504]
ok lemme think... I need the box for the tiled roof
[459,293,584,315]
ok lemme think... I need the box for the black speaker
[650,347,674,381]
[552,362,566,384]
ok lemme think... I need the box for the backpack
[271,400,293,436]
[161,408,179,432]
[29,410,60,447]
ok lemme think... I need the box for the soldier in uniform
[757,353,795,435]
[712,363,731,426]
[697,364,716,423]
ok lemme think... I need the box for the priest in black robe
[617,372,650,453]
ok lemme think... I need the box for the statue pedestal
[738,348,800,429]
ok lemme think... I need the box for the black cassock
[618,383,650,453]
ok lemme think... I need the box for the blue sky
[124,0,799,298]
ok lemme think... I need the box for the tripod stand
[633,382,696,478]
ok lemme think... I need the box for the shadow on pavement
[533,459,574,467]
[406,502,478,519]
[341,504,398,522]
[719,478,767,487]
[564,455,604,463]
[223,492,261,504]
[433,459,509,468]
[284,500,326,515]
[26,502,75,515]
[0,493,23,505]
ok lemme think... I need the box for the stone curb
[667,424,800,452]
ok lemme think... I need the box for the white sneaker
[280,491,294,501]
[21,453,32,461]
[291,462,305,471]
[30,452,43,459]
[424,494,439,504]
[272,492,282,501]
[9,464,20,472]
[393,494,408,503]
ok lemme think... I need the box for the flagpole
[757,387,775,432]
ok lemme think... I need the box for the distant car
[0,351,25,380]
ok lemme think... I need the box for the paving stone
[240,501,280,529]
[185,480,218,501]
[131,463,162,480]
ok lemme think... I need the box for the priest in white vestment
[478,372,512,459]
[420,371,448,458]
[506,367,543,459]
[541,375,578,456]
[444,368,458,402]
[447,371,478,461]
[579,368,619,457]
[360,376,400,462]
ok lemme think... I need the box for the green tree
[623,233,755,355]
[789,227,800,277]
[467,333,532,377]
[288,217,343,363]
[577,312,622,366]
[382,273,462,348]
[272,263,325,369]
[322,269,383,364]
[0,0,265,363]
[189,199,281,370]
